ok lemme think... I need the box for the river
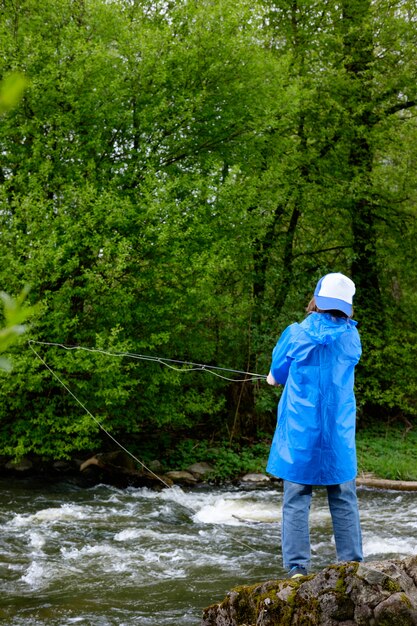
[0,478,416,625]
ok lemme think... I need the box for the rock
[240,473,270,483]
[79,450,172,489]
[165,470,198,485]
[187,462,214,478]
[52,460,73,473]
[80,450,136,473]
[148,459,163,473]
[374,592,417,624]
[201,555,417,626]
[5,457,33,472]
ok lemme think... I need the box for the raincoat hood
[301,312,357,345]
[297,314,359,365]
[266,313,361,486]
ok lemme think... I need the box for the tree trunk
[342,0,385,329]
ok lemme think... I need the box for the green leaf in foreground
[0,72,28,114]
[0,287,38,371]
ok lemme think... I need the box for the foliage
[0,287,37,371]
[165,425,417,482]
[0,72,27,115]
[0,71,33,371]
[356,425,417,481]
[0,0,416,461]
[168,437,270,481]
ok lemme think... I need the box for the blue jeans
[282,479,363,572]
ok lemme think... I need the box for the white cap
[314,273,355,316]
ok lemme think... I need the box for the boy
[267,272,363,578]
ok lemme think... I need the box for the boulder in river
[165,470,198,485]
[240,473,270,483]
[202,555,417,625]
[79,451,172,489]
[187,462,214,478]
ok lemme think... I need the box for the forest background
[1,0,416,480]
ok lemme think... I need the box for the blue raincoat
[266,312,361,485]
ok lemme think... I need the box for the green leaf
[0,72,28,114]
[0,357,12,372]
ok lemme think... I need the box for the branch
[159,126,248,168]
[293,244,352,260]
[384,99,417,117]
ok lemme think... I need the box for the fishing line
[29,341,266,382]
[28,341,173,488]
[28,340,268,554]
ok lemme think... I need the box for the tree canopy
[0,0,416,461]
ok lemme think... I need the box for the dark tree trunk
[342,0,385,331]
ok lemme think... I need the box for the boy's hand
[267,371,280,387]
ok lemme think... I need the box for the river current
[0,478,416,625]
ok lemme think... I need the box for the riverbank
[149,423,417,484]
[166,423,417,483]
[356,424,417,481]
[1,424,416,487]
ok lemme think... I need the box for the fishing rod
[28,339,270,554]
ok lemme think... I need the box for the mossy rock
[202,556,417,626]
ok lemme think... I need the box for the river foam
[1,481,416,625]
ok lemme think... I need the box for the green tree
[253,0,417,424]
[0,0,280,458]
[0,0,416,463]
